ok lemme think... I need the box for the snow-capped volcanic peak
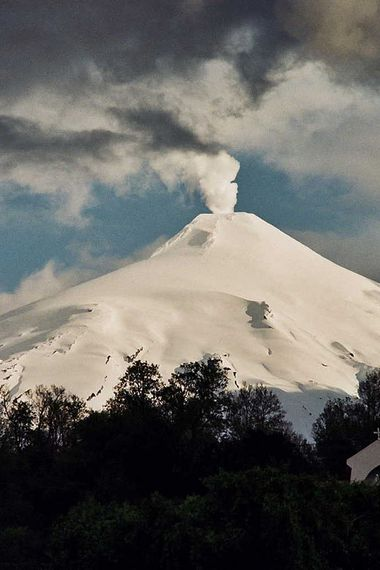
[1,212,380,437]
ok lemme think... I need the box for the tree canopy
[0,356,378,568]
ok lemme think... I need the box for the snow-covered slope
[1,212,380,436]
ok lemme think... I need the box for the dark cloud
[0,115,131,166]
[0,0,295,185]
[279,0,380,86]
[1,1,378,101]
[0,0,292,99]
[113,108,220,153]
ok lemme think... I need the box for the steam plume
[151,150,240,214]
[193,151,240,214]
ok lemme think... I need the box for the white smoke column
[151,149,240,213]
[193,150,240,213]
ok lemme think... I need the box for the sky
[1,0,380,314]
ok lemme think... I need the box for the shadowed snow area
[188,229,212,247]
[0,305,94,360]
[1,212,380,438]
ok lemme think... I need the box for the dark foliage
[106,360,163,415]
[226,382,290,438]
[0,358,379,568]
[160,357,230,439]
[313,368,380,477]
[50,469,380,570]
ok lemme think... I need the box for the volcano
[1,212,380,436]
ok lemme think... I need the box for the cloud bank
[1,0,380,221]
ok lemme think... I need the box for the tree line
[0,356,380,568]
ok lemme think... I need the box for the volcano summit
[1,213,380,436]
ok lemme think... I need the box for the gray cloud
[1,1,287,218]
[1,0,380,222]
[0,115,131,166]
[0,0,288,99]
[113,108,220,153]
[280,0,380,85]
[2,0,379,105]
